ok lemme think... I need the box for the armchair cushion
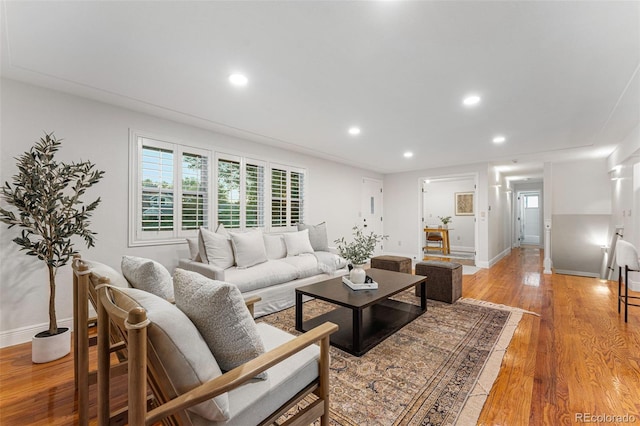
[218,322,321,425]
[121,256,173,300]
[118,287,229,421]
[83,260,130,288]
[173,269,267,379]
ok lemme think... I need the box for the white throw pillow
[199,227,235,269]
[297,222,329,251]
[263,234,287,259]
[186,237,201,262]
[173,269,267,379]
[118,287,229,421]
[121,256,174,300]
[230,229,268,268]
[284,229,315,256]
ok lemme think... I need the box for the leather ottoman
[370,255,412,274]
[414,260,462,303]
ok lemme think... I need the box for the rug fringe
[458,297,541,316]
[455,305,526,425]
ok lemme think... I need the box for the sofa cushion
[280,254,321,279]
[224,260,299,292]
[297,222,329,252]
[121,256,173,300]
[173,269,267,379]
[283,229,314,256]
[200,227,235,269]
[118,287,229,421]
[230,229,268,269]
[263,234,287,260]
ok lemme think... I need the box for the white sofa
[178,224,348,317]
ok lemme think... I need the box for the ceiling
[2,1,639,178]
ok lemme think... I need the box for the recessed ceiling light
[403,151,413,158]
[493,135,506,144]
[348,127,361,135]
[229,73,248,86]
[462,94,481,107]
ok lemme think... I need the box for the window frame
[215,152,267,231]
[269,163,306,231]
[129,130,307,246]
[129,130,212,247]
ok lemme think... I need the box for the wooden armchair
[72,256,130,425]
[94,282,338,425]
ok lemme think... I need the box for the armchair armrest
[178,258,226,281]
[146,321,338,425]
[244,295,262,317]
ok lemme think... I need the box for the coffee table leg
[295,291,303,332]
[353,308,363,354]
[420,282,427,311]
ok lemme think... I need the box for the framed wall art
[455,192,474,216]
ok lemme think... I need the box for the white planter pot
[32,327,71,364]
[350,264,367,284]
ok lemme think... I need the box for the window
[130,131,304,245]
[270,165,305,228]
[130,133,210,246]
[216,154,265,230]
[525,194,539,209]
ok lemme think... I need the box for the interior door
[361,178,384,253]
[521,192,541,245]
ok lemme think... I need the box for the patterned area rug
[258,291,524,426]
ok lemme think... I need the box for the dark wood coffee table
[295,268,427,356]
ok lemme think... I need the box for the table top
[296,268,426,310]
[424,227,453,232]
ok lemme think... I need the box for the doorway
[518,191,542,246]
[361,177,384,253]
[420,175,477,264]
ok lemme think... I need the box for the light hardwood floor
[0,247,638,425]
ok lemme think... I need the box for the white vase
[32,327,71,364]
[350,264,367,284]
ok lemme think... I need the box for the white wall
[422,178,475,251]
[0,78,382,346]
[608,123,639,288]
[552,159,611,215]
[550,158,612,276]
[383,164,496,267]
[488,166,511,264]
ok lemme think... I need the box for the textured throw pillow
[121,256,174,300]
[118,287,229,421]
[297,222,329,251]
[173,269,267,379]
[229,229,268,268]
[199,227,235,269]
[186,237,201,262]
[263,234,287,259]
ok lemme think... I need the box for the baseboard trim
[554,269,600,278]
[0,317,73,349]
[481,247,511,269]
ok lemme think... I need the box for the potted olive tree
[0,133,104,363]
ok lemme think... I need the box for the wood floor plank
[1,247,639,425]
